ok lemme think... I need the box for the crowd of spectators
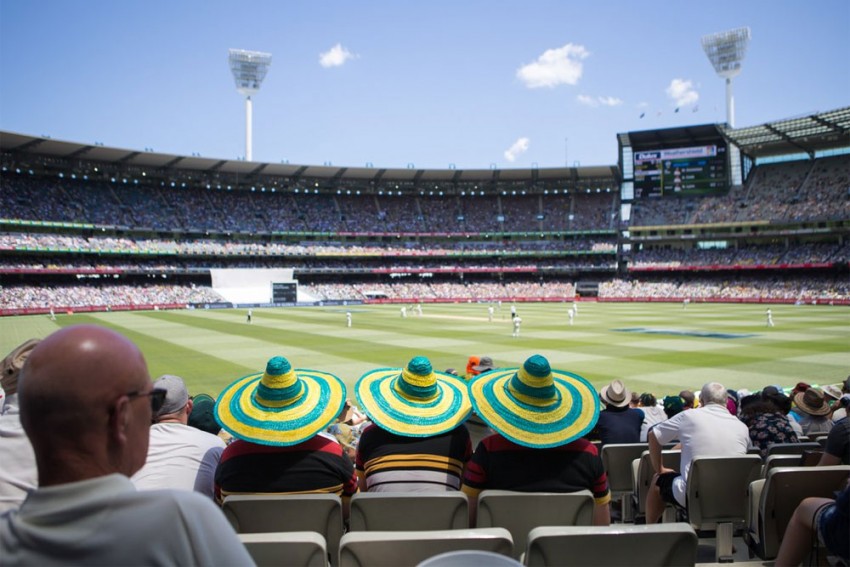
[630,241,848,268]
[1,175,619,234]
[302,280,577,301]
[600,275,850,301]
[3,272,849,310]
[631,154,850,226]
[0,232,616,256]
[0,283,224,310]
[3,325,847,565]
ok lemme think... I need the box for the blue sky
[1,0,848,169]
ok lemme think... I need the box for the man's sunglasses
[126,388,167,413]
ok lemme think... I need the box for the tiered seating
[222,494,344,564]
[746,465,850,561]
[348,492,469,531]
[338,528,514,567]
[684,455,763,562]
[525,523,699,567]
[601,443,648,522]
[238,532,328,567]
[475,490,594,560]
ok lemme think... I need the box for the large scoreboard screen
[271,282,297,303]
[633,143,727,197]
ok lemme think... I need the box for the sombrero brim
[215,369,346,446]
[793,391,831,416]
[469,367,600,449]
[355,367,472,437]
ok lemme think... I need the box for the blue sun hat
[215,356,347,446]
[355,356,472,437]
[468,354,600,448]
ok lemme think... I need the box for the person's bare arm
[818,452,841,467]
[648,429,665,473]
[592,501,611,526]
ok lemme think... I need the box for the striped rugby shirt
[355,424,472,492]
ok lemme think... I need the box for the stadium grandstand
[1,107,848,315]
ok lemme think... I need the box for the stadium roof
[2,106,847,186]
[720,106,850,158]
[0,130,617,187]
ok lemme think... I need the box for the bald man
[0,325,254,566]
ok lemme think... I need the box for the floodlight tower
[701,27,750,127]
[228,48,272,161]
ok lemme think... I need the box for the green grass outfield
[2,302,848,398]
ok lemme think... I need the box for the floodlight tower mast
[702,27,750,187]
[228,48,272,161]
[701,27,750,128]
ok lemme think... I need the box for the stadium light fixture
[701,27,750,127]
[228,48,272,161]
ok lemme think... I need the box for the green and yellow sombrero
[468,354,600,448]
[215,356,347,446]
[355,356,472,437]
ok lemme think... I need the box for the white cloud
[577,94,623,107]
[666,78,699,107]
[504,137,530,162]
[516,43,589,89]
[598,96,623,107]
[319,43,356,68]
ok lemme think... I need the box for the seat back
[757,465,850,560]
[525,523,699,567]
[238,532,328,567]
[338,528,513,567]
[762,454,801,477]
[766,441,821,456]
[348,492,469,531]
[686,455,762,528]
[602,443,648,494]
[223,494,343,564]
[476,490,594,559]
[633,450,681,517]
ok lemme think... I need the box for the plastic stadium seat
[238,532,328,567]
[601,443,648,522]
[685,455,762,563]
[524,523,699,567]
[765,441,821,456]
[760,454,801,478]
[338,528,513,567]
[475,490,594,559]
[223,494,343,565]
[746,465,850,560]
[632,449,681,521]
[348,492,469,531]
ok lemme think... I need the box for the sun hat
[1,338,40,396]
[822,384,842,401]
[355,356,472,437]
[215,356,346,447]
[473,356,496,373]
[468,354,600,449]
[188,393,221,435]
[793,387,831,417]
[599,379,631,408]
[153,374,190,417]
